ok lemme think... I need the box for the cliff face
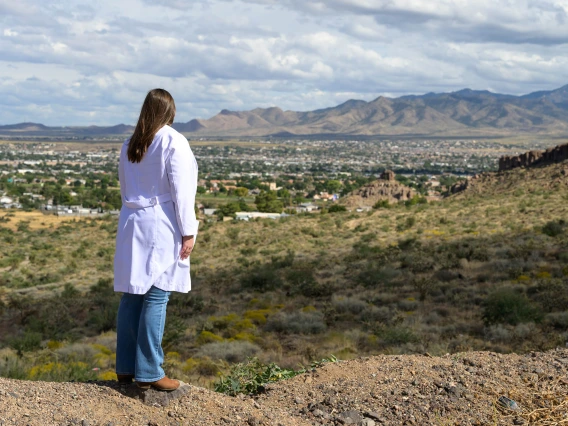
[499,143,568,171]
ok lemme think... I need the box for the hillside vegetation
[1,161,568,390]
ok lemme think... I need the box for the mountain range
[3,85,568,138]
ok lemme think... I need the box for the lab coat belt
[123,193,172,209]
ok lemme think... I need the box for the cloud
[0,0,567,125]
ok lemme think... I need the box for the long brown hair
[128,89,176,163]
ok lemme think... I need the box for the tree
[217,199,249,219]
[235,187,249,197]
[325,180,342,194]
[255,191,283,213]
[197,186,207,194]
[277,189,291,206]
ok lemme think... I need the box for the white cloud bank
[0,0,567,125]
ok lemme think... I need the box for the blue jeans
[115,286,171,382]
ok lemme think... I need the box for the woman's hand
[180,235,195,260]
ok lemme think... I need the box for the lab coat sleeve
[166,136,199,237]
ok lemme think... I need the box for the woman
[113,89,199,391]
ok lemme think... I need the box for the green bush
[378,326,419,345]
[9,331,42,354]
[373,200,391,209]
[542,219,566,237]
[286,268,331,298]
[214,355,337,396]
[483,288,543,325]
[328,205,347,213]
[241,266,283,292]
[214,357,302,396]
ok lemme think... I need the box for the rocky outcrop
[380,170,396,182]
[499,143,568,171]
[341,171,415,208]
[450,179,469,194]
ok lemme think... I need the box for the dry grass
[0,211,81,231]
[495,378,568,425]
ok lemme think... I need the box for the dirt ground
[1,349,567,425]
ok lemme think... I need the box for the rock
[499,143,568,172]
[114,382,191,407]
[338,410,364,424]
[247,416,261,426]
[359,419,376,426]
[294,397,304,404]
[313,409,324,417]
[341,178,416,208]
[380,170,396,182]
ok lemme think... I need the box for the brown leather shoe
[117,374,134,384]
[136,376,180,391]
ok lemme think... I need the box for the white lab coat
[114,125,199,294]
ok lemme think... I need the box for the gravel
[1,349,567,425]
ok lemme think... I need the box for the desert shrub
[378,326,419,345]
[356,265,401,288]
[527,279,568,313]
[483,288,543,325]
[55,343,98,362]
[286,268,330,298]
[542,219,566,237]
[362,306,398,325]
[485,324,511,343]
[243,310,269,325]
[9,331,42,354]
[0,355,27,380]
[28,361,97,382]
[398,237,419,251]
[196,341,260,363]
[333,297,367,315]
[373,200,391,209]
[435,270,459,282]
[60,283,79,299]
[265,311,327,334]
[240,247,257,256]
[196,331,224,345]
[544,311,568,329]
[405,196,427,207]
[397,299,418,311]
[271,249,295,268]
[328,205,346,213]
[400,254,435,273]
[241,266,283,292]
[163,315,187,351]
[24,298,76,340]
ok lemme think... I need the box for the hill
[2,147,568,424]
[179,84,568,137]
[3,84,568,138]
[1,349,567,425]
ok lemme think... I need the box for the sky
[1,0,568,126]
